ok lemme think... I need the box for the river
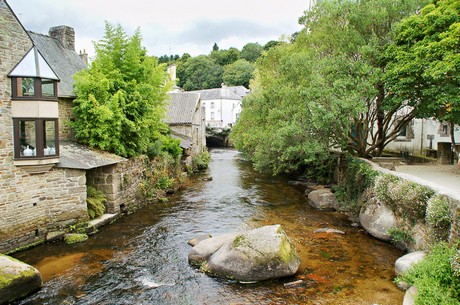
[13,149,404,305]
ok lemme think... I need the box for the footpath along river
[13,149,404,305]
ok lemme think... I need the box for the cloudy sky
[8,0,313,59]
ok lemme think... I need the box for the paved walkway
[395,164,460,200]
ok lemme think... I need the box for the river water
[13,149,404,305]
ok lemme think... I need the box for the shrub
[397,242,460,304]
[374,174,435,224]
[387,227,414,245]
[192,150,211,171]
[86,186,106,219]
[334,156,378,214]
[426,195,453,243]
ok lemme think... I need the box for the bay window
[13,119,59,159]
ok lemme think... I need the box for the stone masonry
[0,1,88,253]
[87,156,147,214]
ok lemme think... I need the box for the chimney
[49,25,75,51]
[79,49,88,66]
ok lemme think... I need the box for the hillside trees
[72,23,179,158]
[223,59,255,88]
[232,0,427,174]
[385,0,460,154]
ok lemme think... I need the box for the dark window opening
[14,118,59,159]
[11,77,58,100]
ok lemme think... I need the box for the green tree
[239,42,263,63]
[209,47,240,66]
[223,59,255,88]
[178,55,223,90]
[385,0,460,155]
[212,42,219,52]
[232,0,427,175]
[72,23,174,158]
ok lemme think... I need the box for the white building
[385,117,460,159]
[192,85,243,128]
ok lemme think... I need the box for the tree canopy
[385,0,460,145]
[232,0,428,174]
[72,23,178,158]
[177,55,224,91]
[223,59,255,89]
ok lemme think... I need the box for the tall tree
[223,59,255,88]
[178,55,223,90]
[385,0,460,155]
[72,23,174,158]
[239,42,263,63]
[232,0,428,175]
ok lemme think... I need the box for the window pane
[41,79,55,97]
[18,78,35,97]
[19,120,36,156]
[43,120,57,156]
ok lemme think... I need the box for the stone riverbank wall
[87,156,148,214]
[335,156,460,250]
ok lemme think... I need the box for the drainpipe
[420,118,424,155]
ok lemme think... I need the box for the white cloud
[7,0,309,56]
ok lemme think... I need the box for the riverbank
[11,149,404,305]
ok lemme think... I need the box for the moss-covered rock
[0,254,42,304]
[188,225,300,282]
[64,233,88,244]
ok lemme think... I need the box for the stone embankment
[305,158,460,305]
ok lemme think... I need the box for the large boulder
[395,251,427,276]
[307,188,338,210]
[0,254,42,304]
[359,199,396,241]
[188,225,300,282]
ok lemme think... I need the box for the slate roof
[191,87,242,101]
[165,92,201,125]
[57,141,126,170]
[28,31,86,98]
[227,86,250,98]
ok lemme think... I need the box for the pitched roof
[57,141,126,170]
[165,92,201,125]
[227,86,250,98]
[28,31,86,98]
[191,87,242,101]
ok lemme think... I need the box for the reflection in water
[14,149,404,304]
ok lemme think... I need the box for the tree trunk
[375,83,385,157]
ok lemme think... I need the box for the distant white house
[385,116,460,160]
[191,85,245,128]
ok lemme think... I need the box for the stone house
[192,85,243,128]
[165,92,206,159]
[384,110,460,163]
[0,0,144,253]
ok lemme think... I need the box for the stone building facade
[0,0,88,253]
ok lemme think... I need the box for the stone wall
[0,1,88,254]
[336,156,460,249]
[87,156,147,214]
[0,167,88,253]
[58,98,74,141]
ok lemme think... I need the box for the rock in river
[0,254,42,304]
[188,225,300,282]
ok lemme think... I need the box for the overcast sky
[8,0,313,59]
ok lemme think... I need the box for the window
[211,112,215,120]
[13,119,59,159]
[11,77,58,100]
[210,102,215,109]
